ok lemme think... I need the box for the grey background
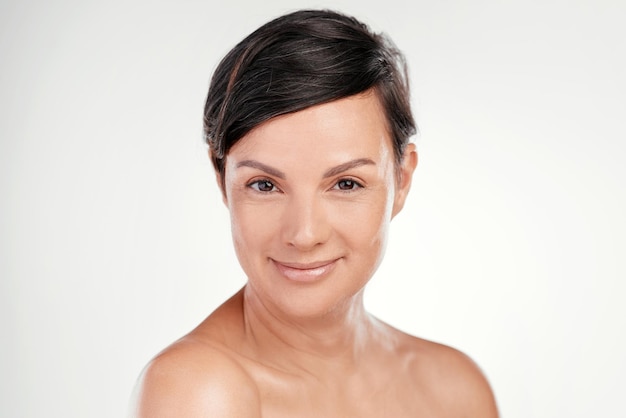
[2,0,625,416]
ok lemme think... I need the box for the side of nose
[280,192,331,250]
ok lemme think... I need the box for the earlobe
[215,172,228,206]
[392,143,418,218]
[209,149,229,206]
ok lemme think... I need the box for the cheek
[229,200,277,256]
[335,193,393,250]
[229,205,276,285]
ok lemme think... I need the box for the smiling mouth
[271,259,339,282]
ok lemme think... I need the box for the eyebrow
[236,160,286,178]
[235,157,376,179]
[322,158,376,178]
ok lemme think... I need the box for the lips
[271,258,339,282]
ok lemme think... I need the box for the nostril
[282,201,330,250]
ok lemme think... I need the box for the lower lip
[272,260,338,283]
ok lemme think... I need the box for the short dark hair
[203,9,416,184]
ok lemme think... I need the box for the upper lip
[271,259,339,270]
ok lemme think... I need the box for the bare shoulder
[129,336,261,418]
[399,332,500,417]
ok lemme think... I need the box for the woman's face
[222,91,416,319]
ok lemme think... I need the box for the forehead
[228,91,393,161]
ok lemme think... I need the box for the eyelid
[331,177,365,191]
[246,177,281,193]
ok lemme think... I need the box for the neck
[241,284,378,375]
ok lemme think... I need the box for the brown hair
[203,9,416,186]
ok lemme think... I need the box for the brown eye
[335,179,362,191]
[249,180,277,192]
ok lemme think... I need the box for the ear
[215,172,228,206]
[209,149,229,206]
[392,142,418,218]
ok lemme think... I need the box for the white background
[1,0,625,417]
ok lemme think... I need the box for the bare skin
[131,92,499,417]
[133,289,498,417]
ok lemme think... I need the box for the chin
[247,268,371,321]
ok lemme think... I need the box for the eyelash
[246,178,364,193]
[247,179,279,193]
[332,178,364,192]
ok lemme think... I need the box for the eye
[248,179,278,193]
[333,178,363,191]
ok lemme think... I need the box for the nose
[281,193,331,250]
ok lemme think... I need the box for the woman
[132,9,498,417]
